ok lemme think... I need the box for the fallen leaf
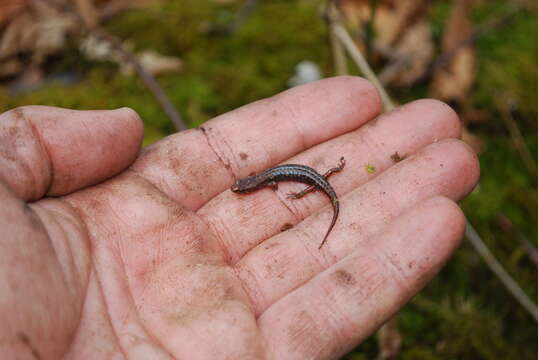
[0,0,30,26]
[123,50,183,76]
[340,0,430,45]
[430,0,476,103]
[388,20,434,86]
[0,0,78,78]
[0,0,154,79]
[339,0,433,86]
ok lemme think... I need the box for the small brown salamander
[231,157,345,249]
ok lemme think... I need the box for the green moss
[473,8,538,129]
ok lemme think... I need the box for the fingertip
[438,138,481,197]
[323,75,383,120]
[103,107,144,161]
[421,195,467,247]
[406,99,462,139]
[115,107,144,135]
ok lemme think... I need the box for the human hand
[0,76,479,359]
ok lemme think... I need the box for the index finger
[131,76,381,210]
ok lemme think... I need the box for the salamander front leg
[286,185,315,199]
[267,181,278,190]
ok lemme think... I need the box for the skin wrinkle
[85,270,129,360]
[25,205,69,283]
[205,210,238,264]
[198,125,234,172]
[6,208,78,358]
[377,248,413,295]
[197,207,235,268]
[298,222,330,268]
[235,263,267,320]
[0,119,38,200]
[98,225,168,359]
[124,169,191,226]
[30,203,82,299]
[275,99,307,152]
[16,108,54,199]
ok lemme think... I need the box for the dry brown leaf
[0,58,22,77]
[73,0,99,28]
[0,0,31,26]
[340,0,429,45]
[430,0,476,103]
[339,0,433,86]
[122,50,182,76]
[0,0,155,79]
[0,0,79,78]
[0,13,36,59]
[389,21,434,86]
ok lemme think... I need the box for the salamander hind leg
[286,184,316,199]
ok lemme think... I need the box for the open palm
[0,77,479,359]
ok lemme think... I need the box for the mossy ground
[1,0,536,358]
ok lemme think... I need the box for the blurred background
[0,0,536,358]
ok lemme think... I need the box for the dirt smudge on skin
[333,269,357,286]
[264,242,280,250]
[280,223,293,232]
[285,309,325,357]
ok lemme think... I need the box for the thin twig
[498,97,538,180]
[496,214,538,268]
[465,222,538,323]
[325,2,348,75]
[37,0,187,131]
[91,28,187,131]
[332,23,395,111]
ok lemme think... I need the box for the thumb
[0,106,143,201]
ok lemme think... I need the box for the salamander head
[231,175,260,193]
